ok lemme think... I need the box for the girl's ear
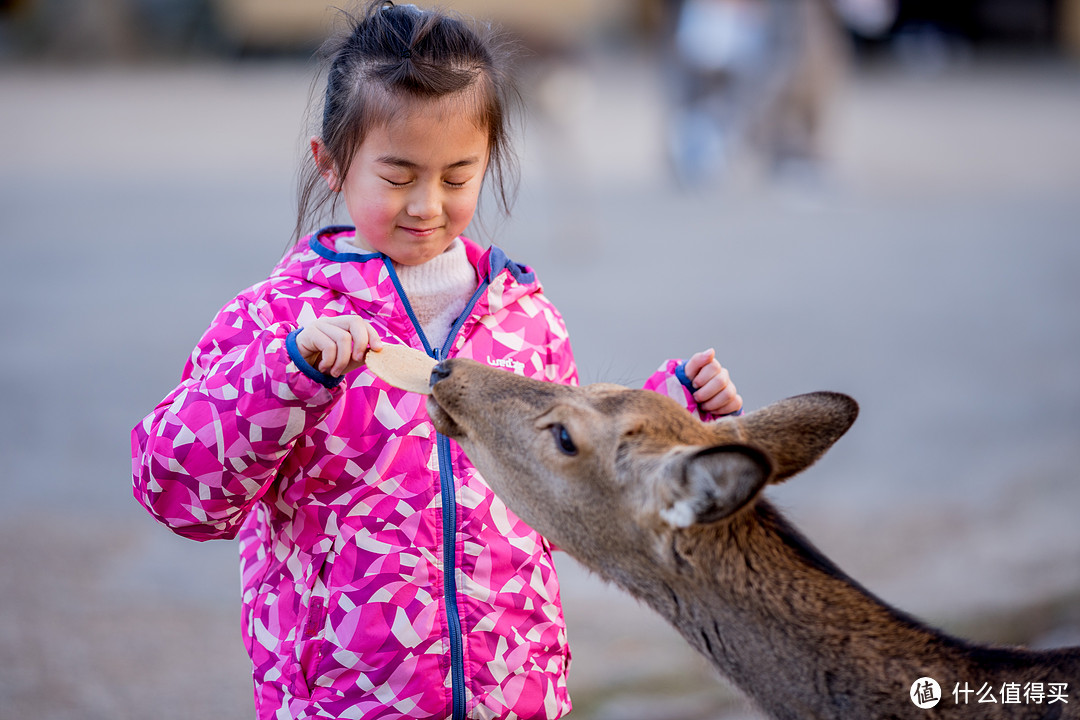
[310,137,342,192]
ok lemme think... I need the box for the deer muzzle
[426,360,463,438]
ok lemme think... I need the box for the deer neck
[610,501,1075,720]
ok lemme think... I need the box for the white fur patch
[660,498,697,528]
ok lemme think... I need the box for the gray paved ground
[2,51,1079,719]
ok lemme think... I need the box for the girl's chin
[385,239,455,266]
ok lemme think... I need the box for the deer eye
[551,424,578,456]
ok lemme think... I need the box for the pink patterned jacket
[132,227,706,720]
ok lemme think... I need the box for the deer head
[426,358,857,574]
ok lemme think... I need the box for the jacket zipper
[385,257,489,720]
[437,432,466,720]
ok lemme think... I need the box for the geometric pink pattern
[132,228,695,719]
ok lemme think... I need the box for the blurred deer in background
[427,358,1080,720]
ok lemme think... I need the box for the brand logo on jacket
[487,355,526,374]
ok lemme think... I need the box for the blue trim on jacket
[308,228,383,263]
[674,359,695,395]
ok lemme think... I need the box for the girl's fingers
[322,316,382,364]
[683,348,716,380]
[692,362,728,395]
[691,360,720,390]
[303,323,350,375]
[299,327,337,373]
[683,348,743,414]
[365,323,384,354]
[693,365,743,415]
[299,316,383,374]
[705,392,743,416]
[349,327,367,362]
[699,378,738,413]
[692,368,729,403]
[348,317,381,361]
[325,324,354,376]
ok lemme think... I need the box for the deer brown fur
[427,358,1080,720]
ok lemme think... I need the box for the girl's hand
[295,316,383,377]
[684,348,743,416]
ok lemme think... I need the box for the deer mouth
[426,361,465,438]
[426,394,463,438]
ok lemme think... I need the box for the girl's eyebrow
[376,155,481,170]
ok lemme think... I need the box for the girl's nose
[407,184,441,219]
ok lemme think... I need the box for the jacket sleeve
[643,358,741,423]
[131,293,339,541]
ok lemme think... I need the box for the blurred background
[2,1,1079,718]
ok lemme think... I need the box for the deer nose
[430,360,452,388]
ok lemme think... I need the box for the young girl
[131,3,742,719]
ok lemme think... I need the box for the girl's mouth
[400,226,439,238]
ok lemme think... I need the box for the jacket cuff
[286,328,345,389]
[674,359,696,396]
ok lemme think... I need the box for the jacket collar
[271,226,542,349]
[297,225,535,282]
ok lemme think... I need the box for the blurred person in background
[661,0,895,186]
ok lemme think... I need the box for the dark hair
[294,1,520,241]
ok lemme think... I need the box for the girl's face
[317,97,490,267]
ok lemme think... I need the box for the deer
[425,358,1080,720]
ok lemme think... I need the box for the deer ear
[659,446,772,528]
[736,391,858,483]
